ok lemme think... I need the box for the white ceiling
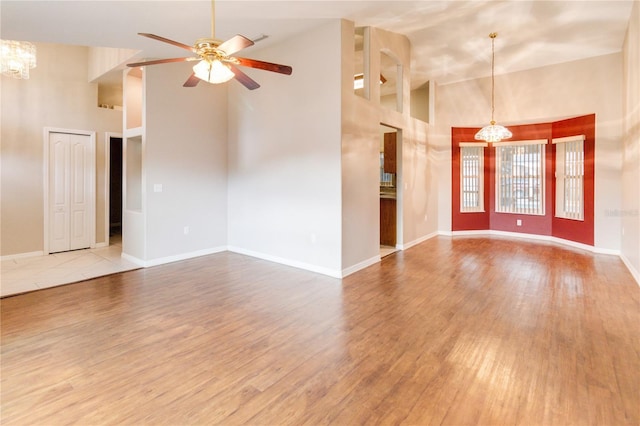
[1,1,635,86]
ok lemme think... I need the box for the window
[460,143,486,212]
[494,139,547,215]
[554,135,585,220]
[380,152,394,187]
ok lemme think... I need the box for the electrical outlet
[310,233,317,244]
[153,184,163,193]
[184,226,189,235]
[516,219,522,226]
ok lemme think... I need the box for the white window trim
[492,138,548,147]
[460,143,486,213]
[552,135,585,144]
[460,142,489,148]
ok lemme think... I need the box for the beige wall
[341,21,433,272]
[622,0,640,281]
[434,52,625,251]
[1,43,122,256]
[410,84,430,123]
[227,20,343,276]
[88,46,138,83]
[142,62,229,262]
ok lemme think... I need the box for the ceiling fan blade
[234,57,292,75]
[183,73,201,87]
[217,34,254,56]
[138,33,195,52]
[228,64,260,90]
[127,57,198,68]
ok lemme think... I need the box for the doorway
[44,128,96,254]
[380,124,401,257]
[105,134,124,246]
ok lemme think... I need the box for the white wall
[227,21,343,276]
[341,21,433,274]
[434,53,625,251]
[143,62,228,262]
[622,0,640,283]
[1,42,121,256]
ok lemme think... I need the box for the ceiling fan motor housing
[195,38,226,60]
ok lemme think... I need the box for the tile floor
[1,241,398,298]
[0,236,139,298]
[380,245,398,258]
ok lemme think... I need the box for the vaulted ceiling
[1,1,635,86]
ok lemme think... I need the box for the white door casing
[44,128,96,254]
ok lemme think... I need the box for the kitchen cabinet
[383,132,396,173]
[380,197,396,246]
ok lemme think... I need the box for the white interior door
[49,132,92,253]
[49,134,70,253]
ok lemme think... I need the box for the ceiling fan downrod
[211,0,216,40]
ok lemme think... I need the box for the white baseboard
[94,242,109,248]
[121,246,227,268]
[341,255,381,278]
[399,231,439,250]
[120,253,146,267]
[228,246,343,279]
[444,229,640,281]
[446,229,621,255]
[620,253,640,286]
[1,251,44,261]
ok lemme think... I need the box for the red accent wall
[451,114,595,246]
[489,122,553,236]
[451,127,490,230]
[551,114,595,246]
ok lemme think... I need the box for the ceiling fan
[126,0,292,90]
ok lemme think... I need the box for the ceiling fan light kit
[126,0,292,90]
[475,32,512,143]
[193,59,234,84]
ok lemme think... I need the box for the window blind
[460,145,484,212]
[495,142,545,215]
[554,135,585,220]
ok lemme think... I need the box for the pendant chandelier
[1,40,37,80]
[475,32,511,142]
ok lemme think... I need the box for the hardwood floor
[1,236,638,425]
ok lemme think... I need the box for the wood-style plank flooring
[1,236,639,425]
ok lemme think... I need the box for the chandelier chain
[474,32,512,142]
